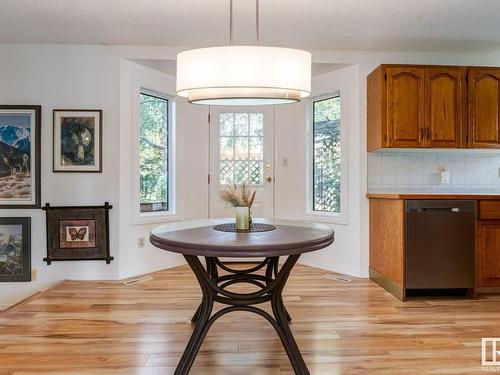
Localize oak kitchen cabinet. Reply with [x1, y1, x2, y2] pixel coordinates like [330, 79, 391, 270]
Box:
[367, 64, 500, 150]
[468, 68, 500, 148]
[477, 200, 500, 287]
[368, 194, 500, 301]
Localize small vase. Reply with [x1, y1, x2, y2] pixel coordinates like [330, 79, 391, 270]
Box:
[235, 207, 250, 230]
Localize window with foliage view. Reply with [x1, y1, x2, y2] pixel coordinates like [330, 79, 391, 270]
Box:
[139, 92, 169, 213]
[219, 112, 264, 185]
[313, 95, 341, 213]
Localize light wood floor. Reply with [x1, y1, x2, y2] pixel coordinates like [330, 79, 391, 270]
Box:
[0, 263, 499, 375]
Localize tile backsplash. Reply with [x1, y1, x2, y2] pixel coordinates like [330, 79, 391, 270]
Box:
[368, 151, 500, 194]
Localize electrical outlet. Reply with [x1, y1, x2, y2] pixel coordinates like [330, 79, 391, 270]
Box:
[138, 237, 145, 248]
[31, 269, 37, 281]
[439, 167, 450, 184]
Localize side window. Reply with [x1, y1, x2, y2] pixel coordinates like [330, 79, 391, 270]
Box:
[139, 91, 169, 213]
[312, 95, 341, 213]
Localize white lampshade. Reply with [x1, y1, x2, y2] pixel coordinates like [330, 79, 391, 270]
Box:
[176, 46, 312, 105]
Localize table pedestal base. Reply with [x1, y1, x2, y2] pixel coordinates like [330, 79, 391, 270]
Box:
[175, 255, 309, 375]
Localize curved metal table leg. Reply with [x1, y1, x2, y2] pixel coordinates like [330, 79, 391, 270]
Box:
[178, 254, 309, 375]
[266, 257, 292, 322]
[191, 257, 219, 323]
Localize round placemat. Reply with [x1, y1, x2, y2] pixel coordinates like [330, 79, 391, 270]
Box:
[213, 223, 276, 233]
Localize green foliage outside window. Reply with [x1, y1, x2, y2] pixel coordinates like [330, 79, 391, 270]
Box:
[139, 92, 169, 212]
[313, 96, 341, 213]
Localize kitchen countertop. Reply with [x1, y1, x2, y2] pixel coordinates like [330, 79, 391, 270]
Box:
[367, 193, 500, 200]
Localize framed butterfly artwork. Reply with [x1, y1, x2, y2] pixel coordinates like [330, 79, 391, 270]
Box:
[42, 203, 113, 265]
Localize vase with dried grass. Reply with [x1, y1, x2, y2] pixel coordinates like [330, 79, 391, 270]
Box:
[219, 183, 256, 230]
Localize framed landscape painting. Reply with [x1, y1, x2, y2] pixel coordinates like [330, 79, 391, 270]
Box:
[53, 109, 102, 173]
[0, 105, 41, 208]
[0, 217, 31, 282]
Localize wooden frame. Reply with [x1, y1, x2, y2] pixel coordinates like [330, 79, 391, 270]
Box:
[0, 217, 31, 282]
[0, 105, 41, 208]
[42, 202, 113, 264]
[53, 109, 103, 173]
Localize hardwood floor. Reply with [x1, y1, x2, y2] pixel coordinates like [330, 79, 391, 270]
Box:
[0, 263, 499, 375]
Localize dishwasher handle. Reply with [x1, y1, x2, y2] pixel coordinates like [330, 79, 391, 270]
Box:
[406, 200, 476, 214]
[418, 207, 462, 213]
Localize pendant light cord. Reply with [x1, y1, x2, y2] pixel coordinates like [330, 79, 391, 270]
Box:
[229, 0, 233, 45]
[229, 0, 260, 45]
[256, 0, 260, 45]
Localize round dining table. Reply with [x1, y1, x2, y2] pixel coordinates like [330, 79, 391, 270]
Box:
[150, 218, 335, 375]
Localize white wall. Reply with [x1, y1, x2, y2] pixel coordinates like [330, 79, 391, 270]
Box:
[273, 65, 365, 277]
[118, 60, 209, 279]
[3, 44, 500, 307]
[0, 45, 121, 307]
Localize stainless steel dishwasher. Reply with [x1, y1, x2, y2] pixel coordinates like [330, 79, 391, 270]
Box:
[405, 200, 475, 293]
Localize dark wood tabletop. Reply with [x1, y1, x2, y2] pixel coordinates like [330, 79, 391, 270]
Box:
[150, 218, 335, 257]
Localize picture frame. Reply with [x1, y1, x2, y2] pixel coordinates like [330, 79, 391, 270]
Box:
[53, 109, 102, 173]
[42, 202, 113, 264]
[0, 217, 31, 282]
[0, 105, 41, 208]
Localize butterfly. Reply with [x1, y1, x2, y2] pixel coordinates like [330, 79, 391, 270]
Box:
[68, 227, 87, 241]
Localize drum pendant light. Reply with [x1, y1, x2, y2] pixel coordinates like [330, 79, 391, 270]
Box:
[176, 0, 311, 105]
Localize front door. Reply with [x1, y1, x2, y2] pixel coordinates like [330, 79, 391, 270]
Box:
[209, 106, 274, 219]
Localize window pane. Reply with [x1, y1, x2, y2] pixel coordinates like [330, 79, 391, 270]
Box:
[219, 112, 264, 185]
[249, 137, 263, 160]
[139, 92, 169, 213]
[220, 113, 234, 136]
[249, 113, 264, 136]
[234, 137, 249, 160]
[220, 161, 233, 185]
[220, 137, 234, 160]
[313, 96, 341, 213]
[250, 161, 263, 185]
[234, 161, 249, 184]
[234, 113, 249, 136]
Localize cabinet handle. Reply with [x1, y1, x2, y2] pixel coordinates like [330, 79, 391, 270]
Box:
[426, 128, 431, 140]
[420, 128, 424, 140]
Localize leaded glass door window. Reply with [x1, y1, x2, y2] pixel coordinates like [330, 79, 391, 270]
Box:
[219, 112, 264, 186]
[209, 107, 274, 220]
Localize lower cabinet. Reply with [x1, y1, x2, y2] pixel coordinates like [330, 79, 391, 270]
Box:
[369, 196, 500, 300]
[476, 220, 500, 287]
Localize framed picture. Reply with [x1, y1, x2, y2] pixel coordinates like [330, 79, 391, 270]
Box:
[53, 109, 102, 173]
[0, 217, 31, 282]
[43, 202, 113, 264]
[0, 105, 41, 208]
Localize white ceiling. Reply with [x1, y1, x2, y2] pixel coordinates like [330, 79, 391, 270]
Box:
[1, 0, 500, 52]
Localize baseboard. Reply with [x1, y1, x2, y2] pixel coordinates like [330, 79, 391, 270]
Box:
[298, 258, 369, 278]
[0, 281, 66, 316]
[65, 259, 186, 281]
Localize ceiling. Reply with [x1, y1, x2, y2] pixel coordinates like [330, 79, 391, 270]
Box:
[1, 0, 500, 52]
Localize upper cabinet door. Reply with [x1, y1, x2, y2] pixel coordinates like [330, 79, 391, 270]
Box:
[469, 68, 500, 148]
[425, 67, 466, 148]
[386, 67, 425, 148]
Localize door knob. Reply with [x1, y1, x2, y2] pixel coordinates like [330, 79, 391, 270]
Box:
[266, 176, 273, 183]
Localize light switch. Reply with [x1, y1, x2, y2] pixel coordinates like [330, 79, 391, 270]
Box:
[281, 157, 289, 167]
